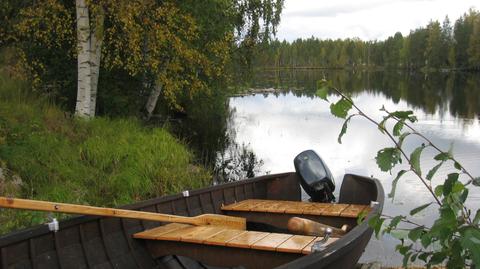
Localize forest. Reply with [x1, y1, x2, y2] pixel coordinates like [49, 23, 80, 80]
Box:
[252, 8, 480, 70]
[0, 0, 284, 118]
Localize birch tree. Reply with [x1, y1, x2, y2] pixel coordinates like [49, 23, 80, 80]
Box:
[75, 0, 103, 118]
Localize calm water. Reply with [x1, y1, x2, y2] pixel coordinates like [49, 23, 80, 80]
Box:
[222, 70, 480, 266]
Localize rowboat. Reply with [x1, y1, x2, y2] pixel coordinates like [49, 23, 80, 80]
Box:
[0, 150, 384, 269]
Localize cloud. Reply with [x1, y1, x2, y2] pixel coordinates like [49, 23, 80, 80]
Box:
[286, 1, 386, 18]
[285, 0, 435, 18]
[277, 0, 479, 41]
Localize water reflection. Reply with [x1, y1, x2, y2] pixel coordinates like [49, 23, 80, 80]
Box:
[172, 92, 264, 183]
[249, 70, 480, 120]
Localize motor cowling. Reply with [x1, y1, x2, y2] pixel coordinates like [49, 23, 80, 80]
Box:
[294, 150, 336, 203]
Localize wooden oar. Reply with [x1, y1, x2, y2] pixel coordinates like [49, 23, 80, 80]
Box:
[287, 217, 348, 237]
[0, 197, 246, 230]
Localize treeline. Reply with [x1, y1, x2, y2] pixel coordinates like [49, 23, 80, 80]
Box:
[253, 9, 480, 70]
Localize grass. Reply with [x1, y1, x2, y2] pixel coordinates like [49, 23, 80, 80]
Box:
[0, 72, 211, 233]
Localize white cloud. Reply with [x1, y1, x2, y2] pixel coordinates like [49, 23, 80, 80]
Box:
[277, 0, 479, 41]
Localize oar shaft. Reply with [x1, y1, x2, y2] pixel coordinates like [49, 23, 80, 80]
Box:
[0, 197, 196, 225]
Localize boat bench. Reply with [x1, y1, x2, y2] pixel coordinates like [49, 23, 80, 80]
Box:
[221, 199, 370, 218]
[134, 223, 337, 254]
[220, 199, 371, 230]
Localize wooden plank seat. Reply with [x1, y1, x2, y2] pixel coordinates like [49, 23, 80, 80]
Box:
[221, 199, 370, 218]
[134, 223, 337, 255]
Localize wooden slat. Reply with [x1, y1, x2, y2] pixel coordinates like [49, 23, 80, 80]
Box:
[226, 231, 269, 248]
[204, 229, 247, 246]
[133, 223, 190, 239]
[221, 200, 252, 210]
[222, 199, 267, 212]
[180, 226, 227, 244]
[276, 235, 316, 253]
[251, 233, 293, 251]
[284, 202, 309, 214]
[301, 237, 339, 254]
[302, 203, 331, 215]
[339, 205, 370, 218]
[256, 201, 281, 212]
[265, 201, 296, 213]
[222, 199, 366, 218]
[156, 225, 202, 241]
[320, 204, 350, 216]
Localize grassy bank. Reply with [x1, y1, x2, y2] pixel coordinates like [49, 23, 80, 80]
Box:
[0, 72, 211, 233]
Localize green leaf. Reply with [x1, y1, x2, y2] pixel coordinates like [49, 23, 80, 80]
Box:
[368, 214, 385, 238]
[434, 185, 443, 197]
[429, 252, 447, 265]
[376, 148, 402, 172]
[418, 252, 430, 262]
[330, 97, 352, 119]
[338, 115, 353, 144]
[434, 152, 451, 161]
[454, 161, 462, 171]
[389, 215, 404, 229]
[452, 181, 465, 194]
[408, 226, 425, 241]
[388, 170, 408, 200]
[410, 202, 432, 216]
[391, 110, 414, 119]
[356, 210, 368, 225]
[426, 161, 443, 181]
[443, 173, 459, 196]
[315, 83, 329, 101]
[473, 209, 480, 225]
[393, 120, 404, 136]
[459, 188, 469, 203]
[431, 207, 457, 237]
[398, 132, 411, 149]
[447, 240, 464, 269]
[390, 230, 409, 240]
[421, 234, 432, 248]
[396, 244, 411, 255]
[410, 253, 418, 262]
[410, 146, 425, 176]
[378, 116, 390, 134]
[460, 227, 480, 267]
[472, 177, 480, 187]
[402, 251, 412, 268]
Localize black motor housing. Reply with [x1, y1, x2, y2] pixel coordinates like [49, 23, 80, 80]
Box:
[294, 150, 336, 202]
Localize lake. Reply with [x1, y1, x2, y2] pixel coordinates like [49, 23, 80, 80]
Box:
[179, 69, 480, 266]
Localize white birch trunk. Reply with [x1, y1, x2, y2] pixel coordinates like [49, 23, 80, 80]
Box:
[89, 12, 104, 116]
[75, 0, 92, 118]
[145, 83, 163, 120]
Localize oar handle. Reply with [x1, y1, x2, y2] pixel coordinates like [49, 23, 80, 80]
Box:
[287, 217, 348, 237]
[0, 197, 195, 225]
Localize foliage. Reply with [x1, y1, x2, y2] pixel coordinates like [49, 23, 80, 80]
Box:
[253, 9, 480, 70]
[316, 79, 480, 268]
[2, 0, 284, 115]
[0, 73, 210, 233]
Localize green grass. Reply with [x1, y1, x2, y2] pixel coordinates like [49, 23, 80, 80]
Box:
[0, 72, 211, 233]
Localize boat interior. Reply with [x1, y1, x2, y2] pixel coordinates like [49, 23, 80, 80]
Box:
[0, 170, 383, 269]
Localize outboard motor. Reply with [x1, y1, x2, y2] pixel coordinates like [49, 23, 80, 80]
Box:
[294, 150, 336, 203]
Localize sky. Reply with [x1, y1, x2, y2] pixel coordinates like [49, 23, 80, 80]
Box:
[276, 0, 479, 41]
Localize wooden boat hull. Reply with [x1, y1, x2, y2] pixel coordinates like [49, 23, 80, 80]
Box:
[0, 172, 384, 269]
